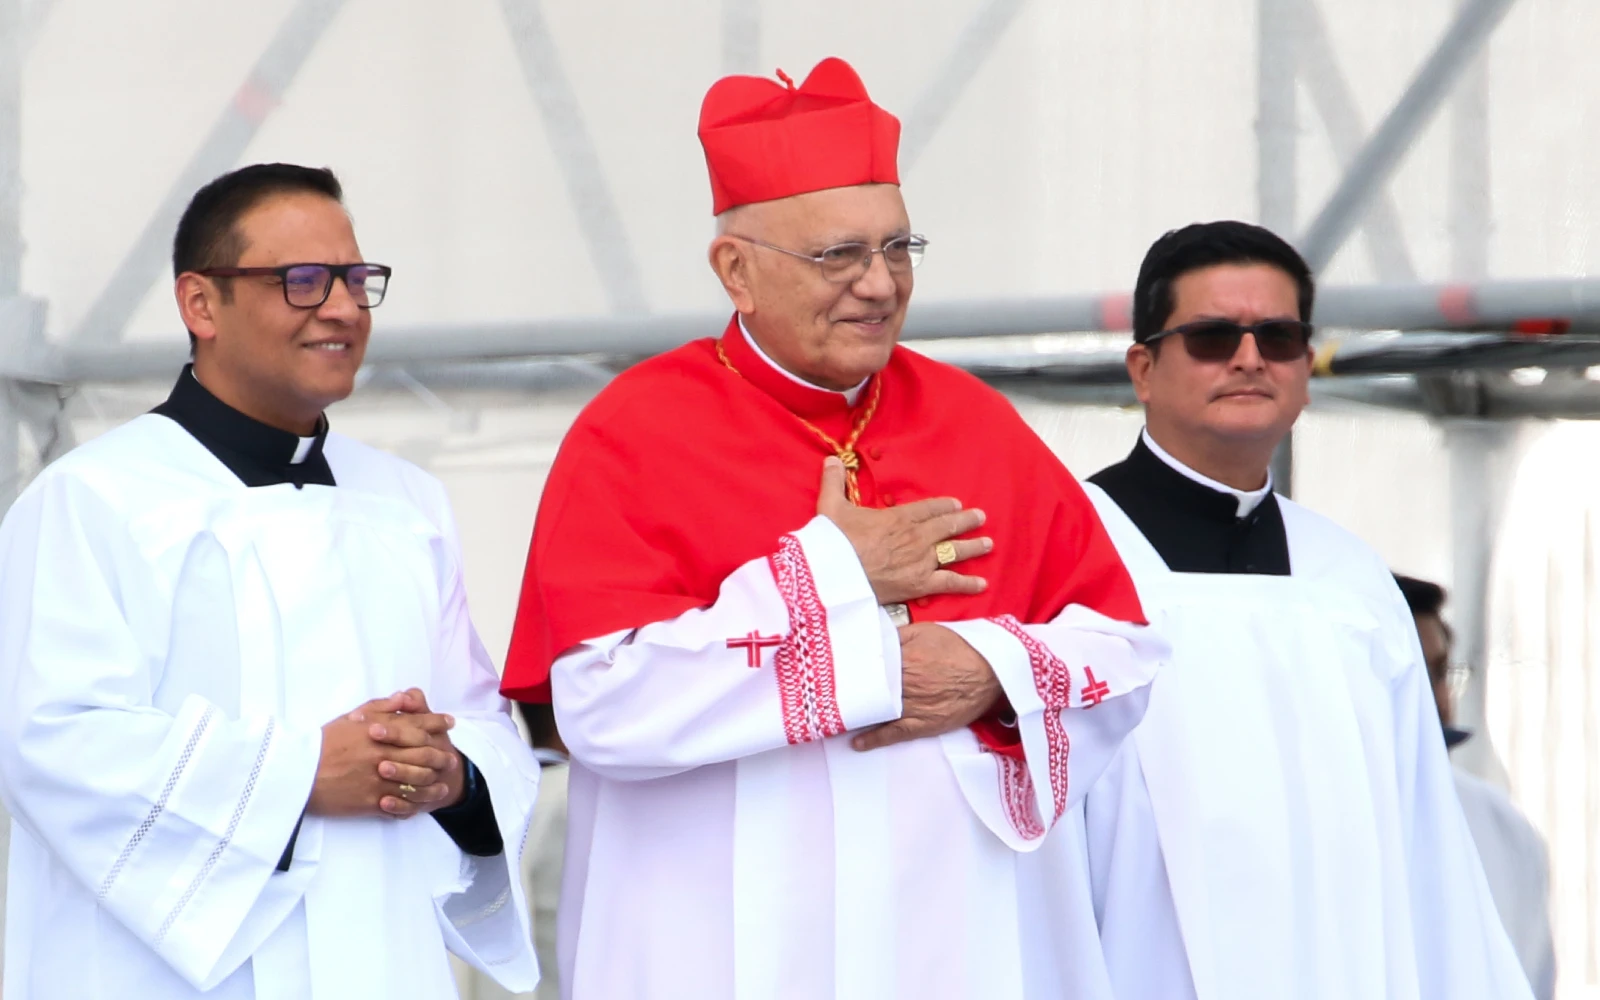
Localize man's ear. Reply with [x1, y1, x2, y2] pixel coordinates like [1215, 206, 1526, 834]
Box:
[175, 273, 221, 348]
[1126, 342, 1156, 404]
[708, 236, 756, 314]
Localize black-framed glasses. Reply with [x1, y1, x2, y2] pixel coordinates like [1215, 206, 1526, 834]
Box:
[1145, 318, 1314, 363]
[730, 234, 928, 282]
[196, 262, 392, 309]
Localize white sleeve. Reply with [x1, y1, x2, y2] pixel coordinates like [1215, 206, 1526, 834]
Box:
[422, 490, 543, 994]
[936, 606, 1166, 850]
[551, 515, 902, 781]
[0, 473, 322, 991]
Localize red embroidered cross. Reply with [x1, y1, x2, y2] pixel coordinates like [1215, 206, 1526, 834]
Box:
[727, 631, 783, 668]
[1080, 667, 1110, 707]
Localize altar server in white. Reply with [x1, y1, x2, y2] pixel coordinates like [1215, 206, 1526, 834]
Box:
[1397, 574, 1555, 1000]
[1056, 220, 1533, 1000]
[0, 164, 541, 1000]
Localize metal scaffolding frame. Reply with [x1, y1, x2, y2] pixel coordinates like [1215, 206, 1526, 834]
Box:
[71, 0, 351, 345]
[501, 0, 650, 315]
[0, 0, 1573, 500]
[0, 0, 1585, 971]
[1296, 0, 1517, 271]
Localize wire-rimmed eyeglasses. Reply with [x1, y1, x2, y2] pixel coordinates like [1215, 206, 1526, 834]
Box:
[728, 234, 928, 283]
[197, 262, 392, 309]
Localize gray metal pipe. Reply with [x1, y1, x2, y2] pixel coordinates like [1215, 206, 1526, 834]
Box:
[1297, 0, 1518, 271]
[22, 276, 1600, 384]
[69, 0, 351, 344]
[0, 0, 20, 298]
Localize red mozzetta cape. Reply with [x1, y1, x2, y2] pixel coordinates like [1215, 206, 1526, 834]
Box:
[502, 318, 1145, 749]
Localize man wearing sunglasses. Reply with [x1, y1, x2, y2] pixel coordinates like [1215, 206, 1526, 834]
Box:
[0, 164, 540, 999]
[1053, 221, 1533, 999]
[500, 58, 1164, 999]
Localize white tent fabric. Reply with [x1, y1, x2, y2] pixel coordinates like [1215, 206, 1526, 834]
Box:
[6, 0, 1600, 994]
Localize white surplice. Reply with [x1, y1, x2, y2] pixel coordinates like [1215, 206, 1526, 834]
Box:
[1453, 768, 1555, 1000]
[1049, 483, 1534, 1000]
[0, 415, 542, 1000]
[550, 515, 1166, 1000]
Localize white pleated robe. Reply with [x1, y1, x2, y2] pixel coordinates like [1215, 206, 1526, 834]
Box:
[1046, 485, 1535, 1000]
[0, 415, 542, 1000]
[551, 516, 1168, 1000]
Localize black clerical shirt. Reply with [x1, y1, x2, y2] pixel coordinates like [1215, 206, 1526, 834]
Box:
[1088, 437, 1292, 576]
[152, 366, 504, 867]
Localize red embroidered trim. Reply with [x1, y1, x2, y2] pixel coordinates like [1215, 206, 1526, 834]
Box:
[989, 615, 1073, 830]
[991, 750, 1046, 841]
[769, 534, 846, 744]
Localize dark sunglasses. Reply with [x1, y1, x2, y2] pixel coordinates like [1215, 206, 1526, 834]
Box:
[1144, 319, 1314, 363]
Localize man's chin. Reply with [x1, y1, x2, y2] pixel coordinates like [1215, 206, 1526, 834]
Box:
[301, 376, 357, 411]
[1202, 408, 1296, 444]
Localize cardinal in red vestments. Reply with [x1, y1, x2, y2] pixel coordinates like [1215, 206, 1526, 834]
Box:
[501, 57, 1167, 1000]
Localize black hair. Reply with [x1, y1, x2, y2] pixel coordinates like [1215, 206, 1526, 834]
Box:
[1394, 574, 1447, 618]
[172, 163, 344, 350]
[1132, 220, 1315, 344]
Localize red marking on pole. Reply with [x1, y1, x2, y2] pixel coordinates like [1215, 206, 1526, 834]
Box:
[1079, 667, 1110, 707]
[1437, 285, 1477, 326]
[727, 631, 783, 668]
[1099, 293, 1133, 332]
[233, 79, 280, 124]
[1511, 318, 1570, 337]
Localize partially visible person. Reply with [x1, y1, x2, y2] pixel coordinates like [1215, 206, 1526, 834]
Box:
[1397, 574, 1555, 1000]
[0, 163, 541, 999]
[1052, 220, 1533, 1000]
[459, 703, 567, 1000]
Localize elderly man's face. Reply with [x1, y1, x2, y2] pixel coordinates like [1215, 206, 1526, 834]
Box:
[711, 183, 913, 391]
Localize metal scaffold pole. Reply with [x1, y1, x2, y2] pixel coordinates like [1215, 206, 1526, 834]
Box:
[1258, 0, 1297, 496]
[0, 0, 20, 966]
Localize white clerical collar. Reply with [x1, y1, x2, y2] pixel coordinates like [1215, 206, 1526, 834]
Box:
[739, 316, 867, 406]
[1141, 429, 1273, 518]
[290, 436, 315, 464]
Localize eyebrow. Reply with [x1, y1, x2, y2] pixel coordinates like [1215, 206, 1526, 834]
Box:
[1190, 312, 1301, 322]
[804, 227, 913, 252]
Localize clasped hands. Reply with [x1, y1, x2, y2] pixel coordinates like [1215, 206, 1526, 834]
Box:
[308, 687, 466, 819]
[816, 457, 1005, 752]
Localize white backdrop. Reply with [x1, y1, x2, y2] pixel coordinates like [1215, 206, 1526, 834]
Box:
[4, 0, 1599, 995]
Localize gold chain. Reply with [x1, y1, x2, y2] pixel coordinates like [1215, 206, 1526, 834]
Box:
[716, 341, 882, 505]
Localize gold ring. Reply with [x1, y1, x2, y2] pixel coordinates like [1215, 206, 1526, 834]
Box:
[397, 784, 418, 798]
[935, 540, 958, 567]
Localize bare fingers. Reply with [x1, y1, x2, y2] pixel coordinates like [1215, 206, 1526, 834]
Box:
[385, 745, 457, 773]
[924, 507, 986, 543]
[850, 719, 929, 752]
[921, 568, 988, 596]
[367, 712, 455, 747]
[378, 760, 443, 787]
[896, 496, 965, 522]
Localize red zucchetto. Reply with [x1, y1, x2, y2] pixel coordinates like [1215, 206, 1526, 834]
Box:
[697, 57, 901, 215]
